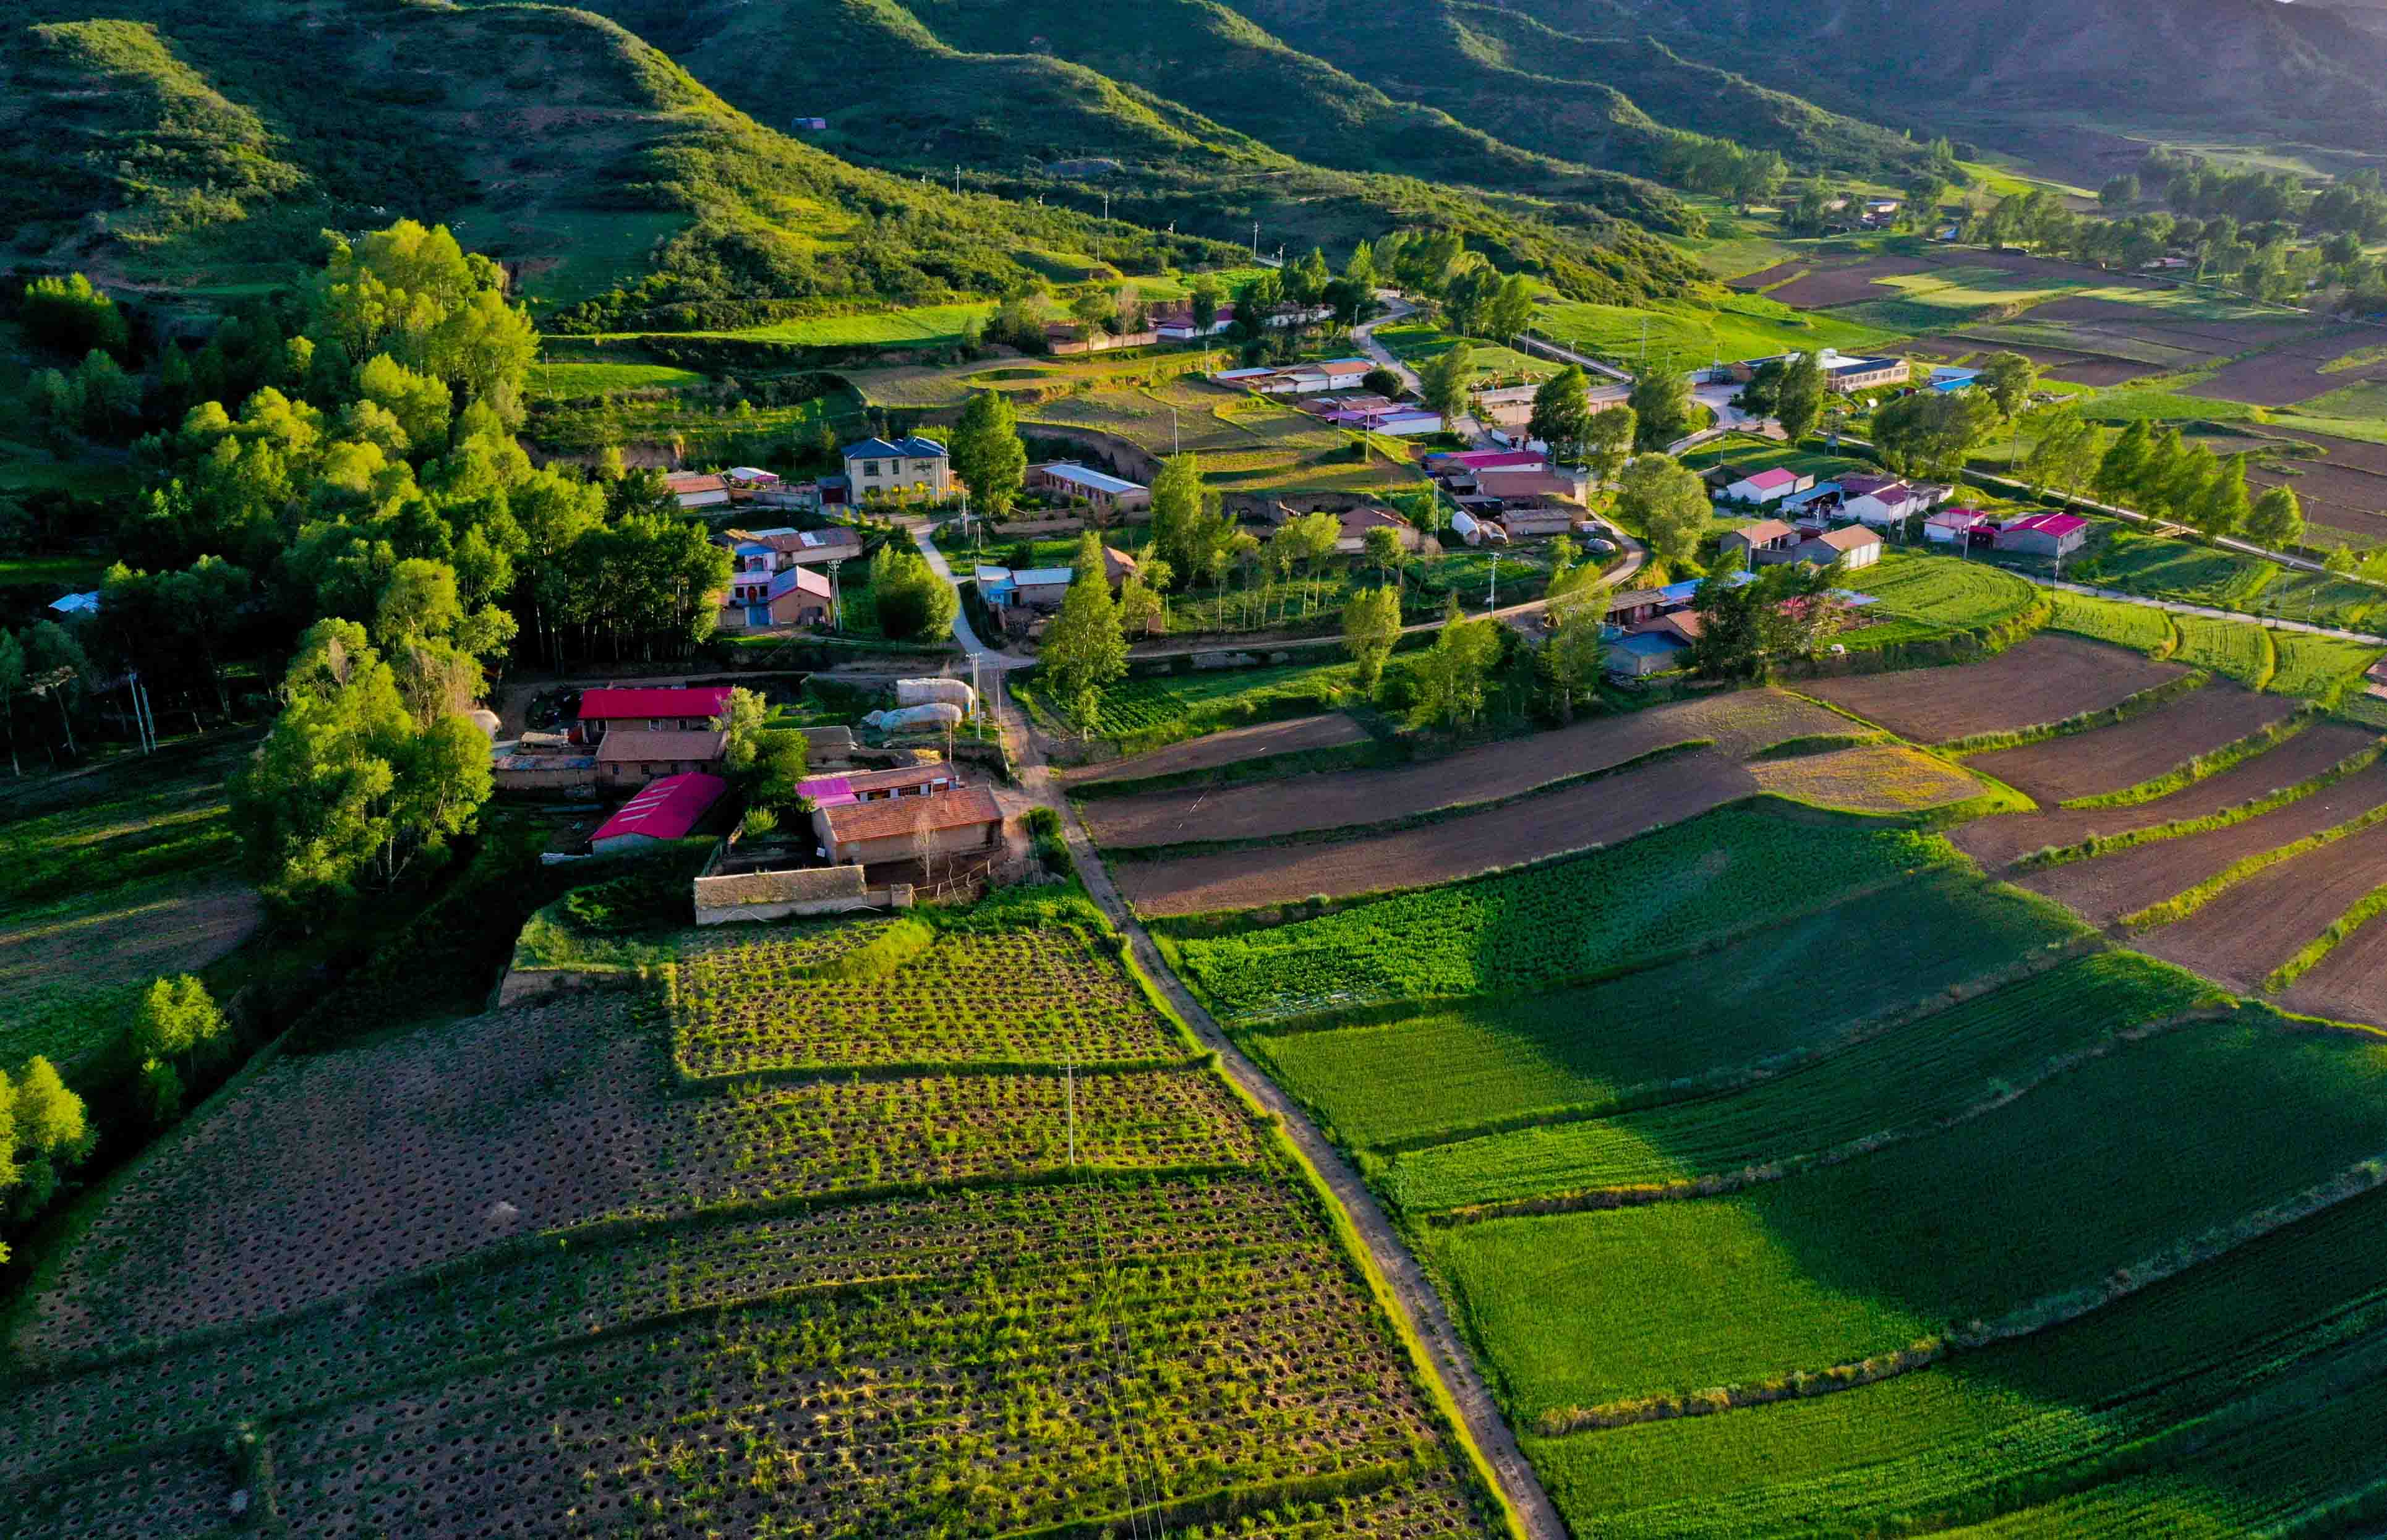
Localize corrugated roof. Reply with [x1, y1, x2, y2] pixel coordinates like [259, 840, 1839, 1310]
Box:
[596, 728, 727, 765]
[591, 773, 726, 844]
[579, 686, 733, 721]
[822, 784, 1003, 845]
[1035, 461, 1146, 496]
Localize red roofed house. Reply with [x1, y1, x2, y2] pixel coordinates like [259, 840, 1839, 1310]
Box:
[814, 783, 1006, 867]
[663, 471, 731, 511]
[1721, 467, 1814, 505]
[1996, 512, 2090, 559]
[1925, 509, 1992, 547]
[589, 773, 727, 853]
[574, 686, 735, 746]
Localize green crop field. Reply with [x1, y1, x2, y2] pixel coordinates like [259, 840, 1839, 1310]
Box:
[2271, 631, 2384, 699]
[2170, 612, 2274, 687]
[605, 300, 1001, 348]
[1168, 808, 1967, 1026]
[526, 359, 707, 399]
[1425, 1015, 2387, 1421]
[1857, 550, 2041, 632]
[1537, 292, 1903, 371]
[2075, 529, 2270, 609]
[1020, 656, 1375, 749]
[1385, 954, 2210, 1212]
[2043, 588, 2176, 652]
[1245, 872, 2086, 1149]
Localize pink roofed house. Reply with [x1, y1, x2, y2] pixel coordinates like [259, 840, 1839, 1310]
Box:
[1721, 466, 1814, 505]
[1996, 512, 2090, 559]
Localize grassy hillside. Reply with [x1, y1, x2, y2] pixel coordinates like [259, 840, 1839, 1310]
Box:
[0, 0, 1223, 315]
[575, 0, 1707, 301]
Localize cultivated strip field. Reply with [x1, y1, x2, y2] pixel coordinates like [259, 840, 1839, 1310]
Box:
[1960, 684, 2299, 802]
[2, 891, 1501, 1537]
[2135, 816, 2387, 993]
[2283, 899, 2387, 1024]
[1061, 711, 1370, 785]
[1953, 718, 2381, 869]
[1801, 634, 2188, 744]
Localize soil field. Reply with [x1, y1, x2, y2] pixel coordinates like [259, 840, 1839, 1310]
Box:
[2244, 459, 2387, 545]
[2018, 765, 2387, 925]
[2137, 815, 2387, 994]
[1961, 685, 2299, 802]
[2282, 898, 2387, 1025]
[2189, 329, 2387, 407]
[2026, 297, 2320, 352]
[1111, 749, 1762, 917]
[1953, 720, 2382, 869]
[1078, 689, 1846, 849]
[1061, 712, 1369, 785]
[1800, 634, 2189, 745]
[1756, 257, 1941, 309]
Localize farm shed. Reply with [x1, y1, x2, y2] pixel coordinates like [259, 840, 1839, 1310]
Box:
[1010, 567, 1075, 608]
[1722, 467, 1813, 505]
[814, 784, 1006, 867]
[1449, 509, 1509, 547]
[1027, 461, 1153, 517]
[693, 864, 887, 924]
[590, 773, 726, 853]
[1607, 630, 1691, 678]
[800, 726, 858, 767]
[1477, 466, 1591, 503]
[1720, 519, 1798, 563]
[663, 471, 730, 511]
[575, 686, 733, 743]
[597, 728, 728, 787]
[798, 762, 960, 806]
[491, 747, 597, 792]
[1997, 512, 2090, 559]
[1495, 503, 1575, 538]
[1427, 449, 1545, 476]
[1796, 526, 1883, 569]
[1605, 580, 1701, 627]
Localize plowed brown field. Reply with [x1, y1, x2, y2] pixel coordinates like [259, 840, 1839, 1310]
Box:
[2282, 903, 2387, 1026]
[2188, 330, 2387, 407]
[1961, 686, 2299, 802]
[1079, 689, 1846, 848]
[1111, 749, 1761, 916]
[1954, 721, 2381, 870]
[2136, 816, 2387, 993]
[1801, 634, 2188, 745]
[1063, 712, 1369, 786]
[2018, 766, 2387, 925]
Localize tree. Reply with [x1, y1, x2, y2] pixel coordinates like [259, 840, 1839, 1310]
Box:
[871, 547, 959, 641]
[2101, 174, 2142, 210]
[2093, 420, 2153, 506]
[1774, 352, 1826, 442]
[1689, 559, 1843, 679]
[1117, 563, 1168, 638]
[1584, 406, 1636, 488]
[1732, 149, 1787, 213]
[1189, 276, 1223, 335]
[2021, 409, 2101, 501]
[1, 1057, 90, 1248]
[0, 629, 20, 776]
[1362, 365, 1404, 399]
[1615, 453, 1709, 571]
[1872, 391, 1994, 479]
[20, 621, 87, 756]
[716, 686, 809, 809]
[1417, 342, 1475, 430]
[1341, 585, 1402, 691]
[1148, 454, 1232, 585]
[2248, 484, 2305, 550]
[19, 273, 127, 358]
[1363, 524, 1408, 585]
[357, 353, 451, 452]
[1041, 533, 1129, 732]
[1626, 368, 1697, 451]
[1976, 352, 2039, 419]
[1528, 366, 1596, 462]
[1069, 289, 1115, 337]
[129, 975, 231, 1123]
[2191, 454, 2253, 539]
[1542, 603, 1607, 723]
[1407, 607, 1503, 730]
[950, 390, 1027, 519]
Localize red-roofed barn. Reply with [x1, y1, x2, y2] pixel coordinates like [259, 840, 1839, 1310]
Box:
[573, 686, 735, 744]
[590, 773, 727, 853]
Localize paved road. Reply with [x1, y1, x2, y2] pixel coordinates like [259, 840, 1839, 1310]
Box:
[1351, 292, 1487, 440]
[912, 519, 1569, 1540]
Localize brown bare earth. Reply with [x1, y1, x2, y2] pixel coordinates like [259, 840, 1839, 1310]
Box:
[2248, 430, 2387, 546]
[1111, 750, 1761, 916]
[2188, 328, 2387, 407]
[2136, 816, 2387, 995]
[1961, 686, 2299, 802]
[1801, 634, 2188, 746]
[1078, 689, 1847, 849]
[2017, 766, 2387, 926]
[1761, 258, 1939, 308]
[1062, 713, 1369, 786]
[1954, 721, 2381, 870]
[2282, 900, 2387, 1026]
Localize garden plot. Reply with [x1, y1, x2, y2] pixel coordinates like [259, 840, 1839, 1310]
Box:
[2019, 765, 2387, 925]
[1113, 749, 1765, 917]
[1247, 872, 2088, 1150]
[1062, 712, 1369, 786]
[1800, 634, 2188, 744]
[671, 921, 1188, 1077]
[1080, 689, 1847, 849]
[2135, 816, 2387, 997]
[1385, 954, 2208, 1212]
[1425, 1017, 2387, 1420]
[261, 1244, 1451, 1539]
[1953, 720, 2380, 870]
[3, 1451, 236, 1540]
[1960, 685, 2298, 802]
[1744, 742, 1984, 813]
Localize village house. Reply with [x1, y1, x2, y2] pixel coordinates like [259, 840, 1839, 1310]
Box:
[663, 470, 730, 511]
[1720, 467, 1815, 506]
[590, 773, 727, 854]
[1027, 461, 1153, 518]
[975, 548, 1137, 610]
[1720, 519, 1800, 564]
[1925, 508, 1994, 547]
[798, 762, 962, 807]
[1795, 525, 1883, 569]
[1492, 500, 1576, 539]
[1996, 511, 2090, 559]
[842, 435, 951, 502]
[596, 726, 728, 788]
[1474, 466, 1591, 504]
[1603, 579, 1702, 629]
[718, 525, 866, 572]
[814, 783, 1006, 867]
[1151, 302, 1236, 340]
[717, 564, 835, 631]
[573, 685, 733, 746]
[1822, 353, 1910, 393]
[1608, 611, 1701, 678]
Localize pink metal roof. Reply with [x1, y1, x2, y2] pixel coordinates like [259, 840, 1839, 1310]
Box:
[578, 686, 734, 721]
[2004, 513, 2090, 536]
[1927, 509, 1989, 526]
[1742, 467, 1798, 490]
[591, 773, 726, 844]
[1434, 450, 1544, 470]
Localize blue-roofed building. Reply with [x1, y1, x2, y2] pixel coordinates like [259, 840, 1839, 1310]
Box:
[842, 435, 950, 503]
[1608, 629, 1691, 678]
[1929, 366, 1981, 394]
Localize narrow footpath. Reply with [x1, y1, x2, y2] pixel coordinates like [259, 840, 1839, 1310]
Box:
[908, 521, 1569, 1540]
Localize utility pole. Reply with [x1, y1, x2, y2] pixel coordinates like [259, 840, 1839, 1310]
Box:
[1252, 219, 1260, 258]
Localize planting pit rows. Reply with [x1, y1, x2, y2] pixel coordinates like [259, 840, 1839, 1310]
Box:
[1062, 712, 1370, 786]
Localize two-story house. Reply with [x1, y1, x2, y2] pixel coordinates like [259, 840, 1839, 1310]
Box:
[841, 436, 952, 503]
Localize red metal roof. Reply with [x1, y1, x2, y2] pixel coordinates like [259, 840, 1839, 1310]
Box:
[578, 686, 734, 721]
[591, 773, 727, 844]
[2004, 513, 2090, 536]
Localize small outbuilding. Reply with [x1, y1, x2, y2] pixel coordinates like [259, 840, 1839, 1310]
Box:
[1720, 519, 1799, 563]
[589, 773, 727, 853]
[1721, 467, 1814, 506]
[1795, 525, 1883, 570]
[1996, 511, 2090, 559]
[597, 727, 728, 787]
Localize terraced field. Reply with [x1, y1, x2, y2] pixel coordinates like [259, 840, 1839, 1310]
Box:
[1801, 634, 2187, 744]
[0, 890, 1501, 1538]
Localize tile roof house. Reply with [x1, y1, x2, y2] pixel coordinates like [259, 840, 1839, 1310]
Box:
[1027, 461, 1153, 517]
[596, 726, 729, 786]
[590, 773, 726, 851]
[814, 783, 1005, 867]
[1843, 482, 1927, 529]
[1331, 506, 1421, 554]
[663, 471, 730, 511]
[719, 564, 834, 631]
[1795, 525, 1883, 569]
[1925, 509, 1993, 546]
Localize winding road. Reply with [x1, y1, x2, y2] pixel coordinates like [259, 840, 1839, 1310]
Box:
[908, 522, 1571, 1540]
